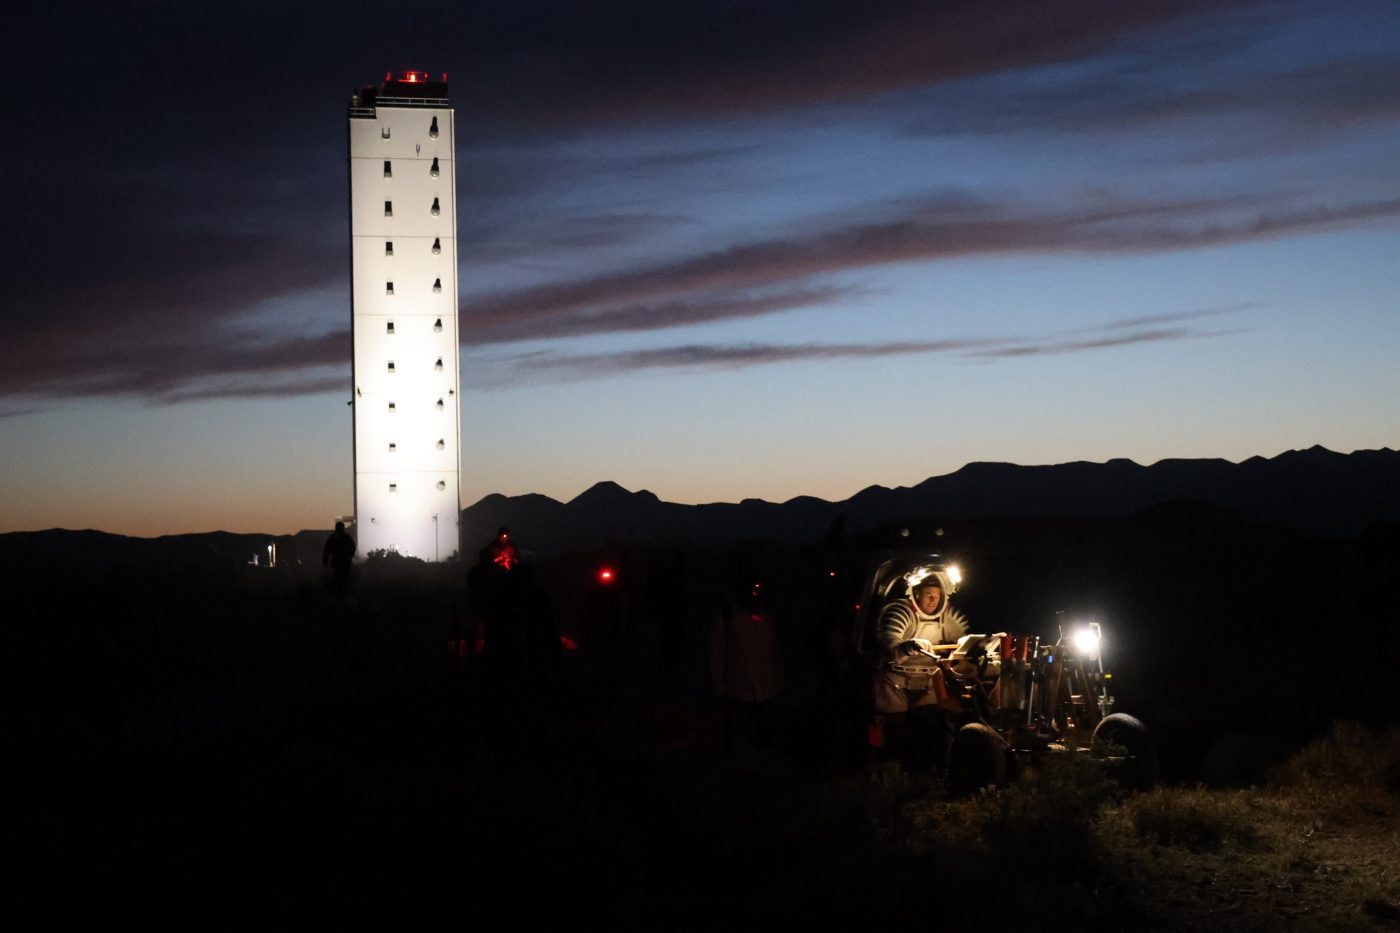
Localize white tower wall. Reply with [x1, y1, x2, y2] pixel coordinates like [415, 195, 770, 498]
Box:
[348, 77, 460, 561]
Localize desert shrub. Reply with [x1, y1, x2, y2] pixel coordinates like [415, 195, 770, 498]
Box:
[968, 752, 1121, 877]
[864, 760, 944, 846]
[364, 548, 428, 567]
[1199, 731, 1298, 787]
[1124, 787, 1263, 852]
[1270, 721, 1400, 794]
[915, 754, 1154, 929]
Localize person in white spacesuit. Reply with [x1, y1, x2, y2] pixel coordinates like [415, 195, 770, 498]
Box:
[874, 566, 969, 771]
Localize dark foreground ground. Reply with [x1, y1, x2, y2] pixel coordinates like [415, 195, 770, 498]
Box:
[10, 511, 1399, 927]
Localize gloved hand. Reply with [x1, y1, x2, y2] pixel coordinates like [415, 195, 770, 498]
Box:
[897, 638, 935, 658]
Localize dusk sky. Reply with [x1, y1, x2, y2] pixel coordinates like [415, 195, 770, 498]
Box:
[2, 0, 1397, 537]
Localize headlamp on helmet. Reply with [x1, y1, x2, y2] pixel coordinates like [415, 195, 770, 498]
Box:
[903, 563, 962, 595]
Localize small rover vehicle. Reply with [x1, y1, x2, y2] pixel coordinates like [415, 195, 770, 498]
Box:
[850, 549, 1158, 795]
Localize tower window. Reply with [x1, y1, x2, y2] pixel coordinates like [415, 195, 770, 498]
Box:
[386, 281, 394, 295]
[389, 483, 397, 492]
[437, 481, 447, 491]
[436, 398, 444, 411]
[436, 438, 445, 450]
[388, 443, 397, 452]
[383, 160, 392, 178]
[385, 241, 393, 256]
[384, 201, 392, 217]
[434, 357, 443, 371]
[430, 157, 439, 177]
[381, 126, 390, 140]
[431, 197, 440, 215]
[429, 116, 439, 138]
[386, 321, 394, 334]
[388, 402, 396, 412]
[431, 237, 441, 254]
[432, 278, 442, 294]
[433, 318, 442, 333]
[387, 361, 395, 373]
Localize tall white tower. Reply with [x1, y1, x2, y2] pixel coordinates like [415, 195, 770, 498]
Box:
[348, 71, 460, 560]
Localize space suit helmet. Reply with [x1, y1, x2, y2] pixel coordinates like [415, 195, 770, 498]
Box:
[904, 562, 963, 613]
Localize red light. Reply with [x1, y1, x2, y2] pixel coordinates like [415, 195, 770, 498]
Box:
[828, 570, 836, 577]
[560, 635, 579, 651]
[598, 567, 615, 584]
[868, 720, 885, 747]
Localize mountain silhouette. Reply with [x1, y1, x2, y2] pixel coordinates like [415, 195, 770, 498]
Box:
[0, 527, 328, 573]
[462, 446, 1397, 554]
[4, 447, 1394, 563]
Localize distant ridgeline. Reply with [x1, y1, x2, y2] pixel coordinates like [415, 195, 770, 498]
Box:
[0, 528, 335, 572]
[461, 446, 1398, 554]
[2, 447, 1395, 564]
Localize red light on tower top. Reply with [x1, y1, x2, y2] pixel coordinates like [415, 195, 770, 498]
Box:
[371, 70, 449, 100]
[598, 567, 615, 584]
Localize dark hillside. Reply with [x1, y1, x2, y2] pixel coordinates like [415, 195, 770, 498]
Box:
[459, 447, 1399, 554]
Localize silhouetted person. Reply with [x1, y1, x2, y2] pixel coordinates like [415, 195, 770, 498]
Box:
[644, 548, 687, 697]
[467, 528, 519, 664]
[470, 530, 532, 698]
[578, 558, 631, 701]
[817, 563, 866, 769]
[480, 526, 520, 571]
[711, 574, 781, 755]
[322, 521, 356, 600]
[521, 569, 565, 695]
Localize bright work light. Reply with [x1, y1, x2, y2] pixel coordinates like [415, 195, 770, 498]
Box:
[1072, 625, 1101, 659]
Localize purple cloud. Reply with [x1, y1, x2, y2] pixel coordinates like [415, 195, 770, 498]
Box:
[470, 305, 1250, 383]
[461, 195, 1400, 338]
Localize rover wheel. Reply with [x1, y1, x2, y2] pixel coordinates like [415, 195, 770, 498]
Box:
[947, 723, 1007, 796]
[1092, 713, 1159, 791]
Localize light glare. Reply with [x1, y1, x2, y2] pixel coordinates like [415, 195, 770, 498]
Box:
[1072, 626, 1101, 658]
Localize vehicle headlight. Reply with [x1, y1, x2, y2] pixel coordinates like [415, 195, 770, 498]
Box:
[1071, 625, 1101, 659]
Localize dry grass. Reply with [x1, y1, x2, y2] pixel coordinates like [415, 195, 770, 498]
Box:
[1270, 720, 1400, 800]
[1124, 787, 1265, 852]
[1100, 723, 1400, 930]
[879, 723, 1400, 930]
